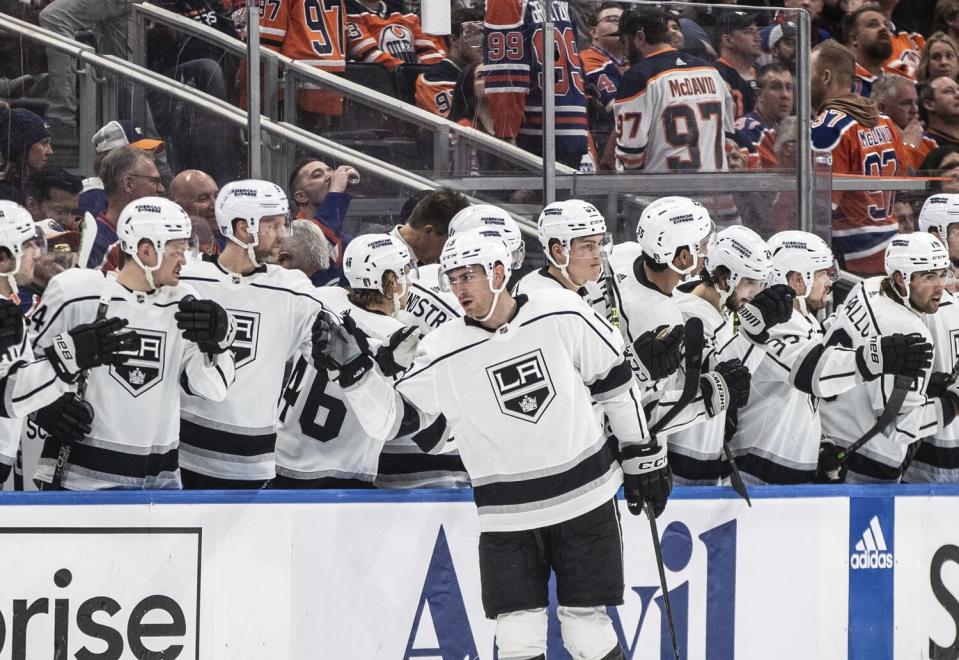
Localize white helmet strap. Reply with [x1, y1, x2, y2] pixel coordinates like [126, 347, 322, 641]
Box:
[130, 242, 164, 291]
[477, 266, 508, 323]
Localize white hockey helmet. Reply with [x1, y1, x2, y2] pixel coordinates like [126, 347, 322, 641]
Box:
[440, 227, 512, 322]
[117, 197, 194, 290]
[343, 233, 414, 295]
[215, 179, 290, 267]
[704, 225, 772, 305]
[885, 232, 950, 312]
[537, 199, 610, 277]
[918, 193, 959, 237]
[636, 196, 714, 276]
[0, 201, 45, 293]
[448, 204, 525, 269]
[767, 230, 838, 295]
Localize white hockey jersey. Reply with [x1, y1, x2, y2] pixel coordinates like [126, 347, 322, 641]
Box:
[178, 257, 326, 482]
[342, 290, 652, 532]
[821, 280, 945, 483]
[904, 289, 959, 483]
[30, 269, 236, 490]
[513, 267, 610, 320]
[398, 263, 463, 335]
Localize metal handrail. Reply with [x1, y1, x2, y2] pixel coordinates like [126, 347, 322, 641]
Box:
[0, 12, 94, 58]
[129, 2, 577, 175]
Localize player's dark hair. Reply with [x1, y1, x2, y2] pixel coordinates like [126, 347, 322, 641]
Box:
[451, 7, 483, 37]
[28, 166, 82, 201]
[406, 189, 470, 232]
[289, 158, 315, 198]
[450, 61, 481, 124]
[841, 3, 883, 44]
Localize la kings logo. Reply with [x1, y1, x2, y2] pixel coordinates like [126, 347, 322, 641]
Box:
[111, 329, 165, 397]
[486, 350, 555, 423]
[227, 309, 260, 369]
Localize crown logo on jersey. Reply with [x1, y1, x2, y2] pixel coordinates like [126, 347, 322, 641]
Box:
[486, 349, 555, 423]
[226, 309, 260, 369]
[110, 329, 165, 397]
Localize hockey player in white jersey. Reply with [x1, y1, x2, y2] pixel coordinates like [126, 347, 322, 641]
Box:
[0, 202, 139, 484]
[178, 179, 330, 489]
[393, 190, 470, 335]
[273, 233, 458, 488]
[31, 197, 237, 489]
[821, 233, 958, 483]
[669, 225, 780, 484]
[904, 194, 959, 482]
[726, 231, 932, 483]
[607, 196, 751, 438]
[312, 227, 668, 660]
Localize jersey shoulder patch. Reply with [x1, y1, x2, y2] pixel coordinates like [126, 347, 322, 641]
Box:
[811, 109, 856, 150]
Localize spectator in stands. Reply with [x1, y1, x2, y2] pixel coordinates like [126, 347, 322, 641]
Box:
[713, 10, 762, 119]
[79, 120, 165, 220]
[873, 74, 935, 172]
[873, 0, 926, 80]
[346, 0, 446, 71]
[38, 0, 131, 155]
[23, 167, 82, 230]
[666, 12, 685, 51]
[414, 8, 483, 119]
[894, 199, 916, 232]
[86, 146, 164, 270]
[736, 63, 794, 169]
[811, 39, 906, 275]
[169, 169, 220, 252]
[918, 33, 959, 84]
[921, 76, 959, 148]
[0, 108, 52, 204]
[450, 62, 491, 132]
[920, 146, 959, 192]
[582, 2, 626, 168]
[778, 0, 831, 45]
[289, 159, 357, 286]
[935, 0, 959, 45]
[276, 219, 332, 279]
[764, 21, 797, 70]
[770, 115, 800, 232]
[844, 4, 894, 96]
[388, 189, 469, 266]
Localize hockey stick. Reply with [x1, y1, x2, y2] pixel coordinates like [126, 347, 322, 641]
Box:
[722, 409, 751, 506]
[50, 288, 112, 488]
[600, 250, 620, 329]
[648, 316, 705, 437]
[834, 374, 913, 464]
[646, 504, 681, 660]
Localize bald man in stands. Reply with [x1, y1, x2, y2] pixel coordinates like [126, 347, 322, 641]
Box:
[169, 169, 220, 254]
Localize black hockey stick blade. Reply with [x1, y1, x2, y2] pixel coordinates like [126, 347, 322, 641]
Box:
[723, 410, 751, 506]
[649, 317, 705, 437]
[600, 250, 621, 329]
[646, 506, 681, 660]
[838, 374, 912, 463]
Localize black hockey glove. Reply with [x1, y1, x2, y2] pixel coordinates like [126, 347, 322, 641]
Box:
[927, 371, 953, 398]
[621, 443, 672, 518]
[816, 443, 845, 483]
[374, 325, 421, 377]
[700, 359, 751, 416]
[856, 333, 932, 381]
[175, 296, 236, 355]
[632, 324, 684, 382]
[34, 393, 94, 446]
[45, 317, 140, 381]
[0, 298, 24, 353]
[311, 311, 373, 387]
[737, 284, 796, 343]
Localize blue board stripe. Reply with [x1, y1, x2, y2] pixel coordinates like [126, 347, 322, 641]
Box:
[848, 495, 895, 660]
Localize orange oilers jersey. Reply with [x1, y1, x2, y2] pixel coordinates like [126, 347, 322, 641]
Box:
[260, 0, 346, 115]
[414, 58, 461, 118]
[614, 47, 735, 173]
[812, 110, 907, 275]
[345, 1, 446, 72]
[884, 30, 925, 81]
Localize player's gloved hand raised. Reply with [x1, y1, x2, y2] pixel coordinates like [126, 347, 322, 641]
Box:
[45, 317, 140, 381]
[34, 393, 94, 445]
[311, 311, 373, 387]
[700, 359, 751, 416]
[175, 296, 236, 355]
[856, 333, 932, 381]
[375, 325, 421, 377]
[632, 324, 684, 381]
[0, 298, 24, 353]
[621, 443, 672, 518]
[738, 284, 796, 343]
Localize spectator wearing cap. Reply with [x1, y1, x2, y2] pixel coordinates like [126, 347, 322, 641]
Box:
[918, 32, 959, 84]
[736, 63, 794, 169]
[23, 167, 83, 230]
[85, 146, 165, 270]
[78, 120, 165, 220]
[843, 4, 895, 96]
[921, 76, 959, 149]
[0, 108, 53, 204]
[763, 21, 797, 70]
[873, 74, 936, 171]
[289, 159, 357, 286]
[713, 11, 761, 119]
[414, 8, 484, 119]
[169, 169, 220, 254]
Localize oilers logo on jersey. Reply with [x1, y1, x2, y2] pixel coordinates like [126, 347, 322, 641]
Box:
[227, 310, 260, 369]
[111, 330, 165, 397]
[486, 349, 556, 423]
[380, 24, 415, 62]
